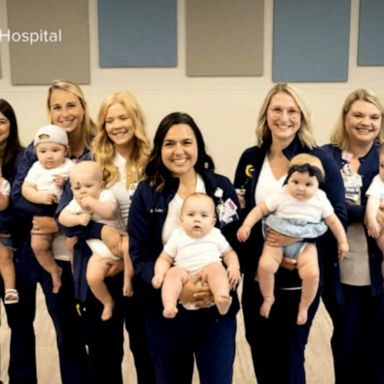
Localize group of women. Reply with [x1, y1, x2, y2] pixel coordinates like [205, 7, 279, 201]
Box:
[0, 80, 382, 384]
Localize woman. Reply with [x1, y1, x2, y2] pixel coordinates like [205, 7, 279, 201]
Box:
[322, 89, 384, 383]
[0, 99, 27, 383]
[58, 90, 156, 383]
[128, 112, 241, 384]
[234, 83, 347, 383]
[11, 80, 95, 383]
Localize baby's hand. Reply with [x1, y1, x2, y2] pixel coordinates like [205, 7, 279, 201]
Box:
[338, 242, 349, 260]
[78, 196, 94, 211]
[78, 212, 91, 226]
[151, 274, 163, 289]
[227, 265, 241, 289]
[237, 225, 250, 242]
[366, 219, 381, 239]
[41, 192, 57, 205]
[53, 174, 66, 188]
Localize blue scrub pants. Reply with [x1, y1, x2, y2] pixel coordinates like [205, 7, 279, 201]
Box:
[241, 275, 319, 384]
[145, 306, 236, 384]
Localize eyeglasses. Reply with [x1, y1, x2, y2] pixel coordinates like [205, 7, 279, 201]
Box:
[268, 107, 301, 118]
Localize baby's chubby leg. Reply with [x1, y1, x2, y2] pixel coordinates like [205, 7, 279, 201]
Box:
[161, 266, 190, 318]
[31, 233, 62, 293]
[86, 254, 115, 321]
[257, 244, 283, 319]
[202, 262, 232, 315]
[296, 243, 319, 325]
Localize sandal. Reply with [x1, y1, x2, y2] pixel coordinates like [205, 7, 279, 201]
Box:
[4, 288, 19, 304]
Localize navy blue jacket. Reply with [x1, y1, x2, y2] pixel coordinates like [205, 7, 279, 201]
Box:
[128, 169, 241, 315]
[0, 149, 23, 234]
[234, 138, 347, 300]
[322, 143, 384, 296]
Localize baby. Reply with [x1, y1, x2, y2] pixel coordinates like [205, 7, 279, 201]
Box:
[237, 154, 349, 325]
[22, 124, 74, 293]
[365, 144, 384, 277]
[58, 161, 132, 321]
[152, 192, 241, 318]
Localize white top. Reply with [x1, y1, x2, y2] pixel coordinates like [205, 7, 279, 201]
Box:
[63, 189, 124, 260]
[264, 186, 334, 222]
[162, 174, 206, 244]
[25, 158, 74, 200]
[0, 178, 10, 196]
[366, 174, 384, 199]
[107, 152, 137, 225]
[163, 227, 230, 274]
[255, 155, 286, 204]
[64, 189, 124, 230]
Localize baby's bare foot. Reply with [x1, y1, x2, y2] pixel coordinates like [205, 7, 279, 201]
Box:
[163, 305, 178, 318]
[216, 295, 232, 315]
[297, 306, 308, 325]
[51, 267, 62, 294]
[101, 301, 114, 321]
[259, 297, 274, 319]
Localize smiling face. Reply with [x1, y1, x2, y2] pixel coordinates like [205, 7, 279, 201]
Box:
[266, 92, 301, 145]
[49, 89, 85, 134]
[161, 123, 198, 178]
[0, 112, 10, 146]
[345, 100, 382, 147]
[35, 142, 67, 170]
[181, 194, 216, 238]
[104, 102, 135, 149]
[286, 171, 319, 201]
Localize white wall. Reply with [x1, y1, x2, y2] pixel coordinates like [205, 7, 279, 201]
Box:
[0, 0, 383, 180]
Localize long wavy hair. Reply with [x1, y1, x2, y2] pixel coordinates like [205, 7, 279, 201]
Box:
[255, 83, 316, 149]
[144, 112, 214, 191]
[92, 91, 151, 188]
[330, 89, 384, 151]
[47, 79, 96, 147]
[0, 99, 23, 181]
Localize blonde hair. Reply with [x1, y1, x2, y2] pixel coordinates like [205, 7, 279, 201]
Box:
[330, 89, 384, 151]
[47, 80, 96, 147]
[181, 192, 216, 215]
[289, 153, 324, 178]
[70, 160, 103, 184]
[255, 83, 316, 149]
[92, 91, 151, 188]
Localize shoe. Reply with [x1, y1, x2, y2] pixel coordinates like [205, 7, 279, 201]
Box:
[4, 288, 19, 304]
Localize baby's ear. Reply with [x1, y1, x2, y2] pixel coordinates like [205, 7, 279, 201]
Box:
[212, 217, 217, 225]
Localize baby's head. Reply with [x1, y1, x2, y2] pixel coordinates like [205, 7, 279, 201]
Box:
[69, 161, 105, 203]
[379, 145, 384, 181]
[180, 192, 216, 238]
[34, 124, 69, 169]
[286, 154, 324, 201]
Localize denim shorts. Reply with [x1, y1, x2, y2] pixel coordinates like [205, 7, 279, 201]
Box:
[0, 235, 14, 250]
[263, 215, 327, 238]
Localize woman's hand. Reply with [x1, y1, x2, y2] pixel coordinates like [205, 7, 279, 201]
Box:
[105, 258, 124, 277]
[265, 228, 300, 247]
[101, 225, 124, 258]
[280, 257, 297, 271]
[32, 216, 59, 234]
[178, 274, 214, 308]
